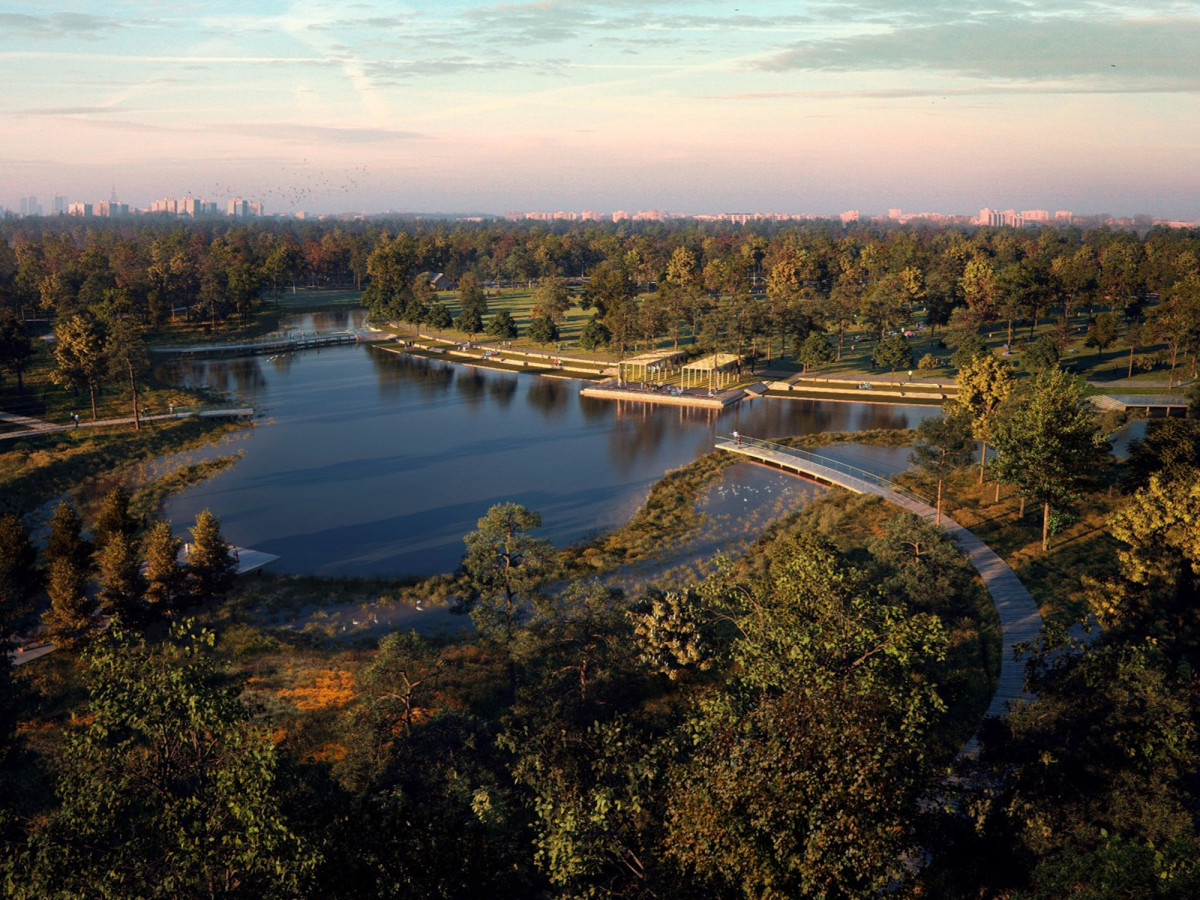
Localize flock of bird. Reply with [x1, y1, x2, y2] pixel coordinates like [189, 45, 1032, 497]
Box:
[196, 162, 372, 211]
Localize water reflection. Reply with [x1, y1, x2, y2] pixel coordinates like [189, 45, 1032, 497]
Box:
[165, 338, 937, 577]
[368, 350, 455, 400]
[526, 379, 569, 418]
[283, 308, 367, 332]
[456, 369, 488, 405]
[488, 376, 519, 408]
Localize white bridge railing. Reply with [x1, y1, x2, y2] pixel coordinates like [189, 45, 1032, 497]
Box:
[717, 435, 930, 506]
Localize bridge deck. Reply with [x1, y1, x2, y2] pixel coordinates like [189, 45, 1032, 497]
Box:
[716, 436, 1043, 757]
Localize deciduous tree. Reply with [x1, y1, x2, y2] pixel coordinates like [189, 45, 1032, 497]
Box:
[949, 353, 1015, 484]
[989, 367, 1107, 550]
[910, 410, 975, 525]
[12, 624, 318, 897]
[51, 314, 106, 420]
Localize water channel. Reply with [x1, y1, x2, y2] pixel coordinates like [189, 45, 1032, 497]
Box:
[162, 310, 938, 579]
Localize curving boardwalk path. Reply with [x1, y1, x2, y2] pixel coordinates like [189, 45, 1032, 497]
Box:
[715, 436, 1043, 757]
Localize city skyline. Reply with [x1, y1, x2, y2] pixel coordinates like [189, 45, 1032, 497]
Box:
[4, 1, 1200, 218]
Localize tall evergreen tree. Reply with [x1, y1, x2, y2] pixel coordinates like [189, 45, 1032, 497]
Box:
[92, 486, 138, 551]
[42, 557, 94, 650]
[0, 513, 39, 643]
[96, 532, 145, 625]
[45, 500, 92, 574]
[142, 521, 185, 615]
[184, 510, 236, 604]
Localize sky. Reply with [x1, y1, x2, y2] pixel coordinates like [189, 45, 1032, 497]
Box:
[3, 0, 1200, 218]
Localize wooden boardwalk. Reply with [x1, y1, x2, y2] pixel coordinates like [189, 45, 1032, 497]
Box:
[151, 330, 372, 359]
[715, 436, 1043, 757]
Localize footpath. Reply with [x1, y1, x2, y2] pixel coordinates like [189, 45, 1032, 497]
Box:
[0, 408, 253, 442]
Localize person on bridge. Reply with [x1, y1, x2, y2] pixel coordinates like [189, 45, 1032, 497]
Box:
[733, 430, 741, 445]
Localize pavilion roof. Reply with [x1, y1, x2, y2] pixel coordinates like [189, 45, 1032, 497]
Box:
[682, 353, 740, 372]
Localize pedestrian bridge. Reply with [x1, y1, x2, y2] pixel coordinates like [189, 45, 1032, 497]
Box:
[715, 435, 1044, 758]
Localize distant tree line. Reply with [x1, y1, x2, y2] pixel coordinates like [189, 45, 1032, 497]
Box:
[3, 217, 1200, 388]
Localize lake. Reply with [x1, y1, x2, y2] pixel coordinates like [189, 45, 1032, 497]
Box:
[163, 317, 937, 578]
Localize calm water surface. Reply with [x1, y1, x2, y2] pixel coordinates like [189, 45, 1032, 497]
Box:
[164, 322, 936, 577]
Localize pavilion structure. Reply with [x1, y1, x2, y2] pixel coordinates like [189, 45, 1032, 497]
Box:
[617, 349, 687, 385]
[681, 353, 742, 393]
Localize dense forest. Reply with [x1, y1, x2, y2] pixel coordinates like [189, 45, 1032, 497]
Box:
[2, 215, 1200, 377]
[2, 215, 1200, 897]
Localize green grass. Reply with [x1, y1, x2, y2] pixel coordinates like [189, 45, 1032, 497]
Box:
[272, 287, 364, 310]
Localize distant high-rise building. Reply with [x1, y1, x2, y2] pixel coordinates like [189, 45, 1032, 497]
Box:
[227, 197, 249, 217]
[19, 196, 41, 216]
[888, 208, 903, 220]
[1021, 209, 1050, 223]
[1055, 210, 1074, 221]
[611, 210, 630, 222]
[840, 209, 859, 223]
[68, 202, 92, 217]
[52, 195, 68, 215]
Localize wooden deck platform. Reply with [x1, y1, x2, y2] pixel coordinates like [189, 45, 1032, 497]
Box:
[716, 435, 1043, 758]
[580, 381, 747, 409]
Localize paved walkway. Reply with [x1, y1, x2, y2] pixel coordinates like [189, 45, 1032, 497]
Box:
[0, 408, 254, 442]
[716, 436, 1043, 757]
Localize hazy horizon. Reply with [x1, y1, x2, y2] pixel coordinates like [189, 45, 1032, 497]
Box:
[5, 1, 1200, 219]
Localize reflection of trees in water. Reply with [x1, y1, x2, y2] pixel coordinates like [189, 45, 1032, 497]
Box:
[855, 404, 917, 432]
[526, 379, 569, 418]
[487, 375, 519, 408]
[725, 398, 933, 441]
[728, 398, 835, 440]
[608, 408, 668, 474]
[286, 309, 364, 332]
[579, 394, 612, 424]
[185, 358, 266, 397]
[267, 354, 294, 376]
[228, 359, 267, 396]
[456, 370, 487, 405]
[368, 349, 454, 400]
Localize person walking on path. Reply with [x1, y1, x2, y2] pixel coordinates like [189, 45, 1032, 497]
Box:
[733, 430, 741, 445]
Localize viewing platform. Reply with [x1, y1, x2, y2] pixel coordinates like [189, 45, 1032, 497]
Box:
[580, 379, 751, 409]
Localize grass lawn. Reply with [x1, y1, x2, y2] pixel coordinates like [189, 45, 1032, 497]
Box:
[900, 466, 1124, 627]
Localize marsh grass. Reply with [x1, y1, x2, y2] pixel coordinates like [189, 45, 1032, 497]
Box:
[0, 418, 242, 517]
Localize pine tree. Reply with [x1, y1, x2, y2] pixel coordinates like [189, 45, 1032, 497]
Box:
[0, 513, 39, 643]
[42, 557, 94, 650]
[185, 510, 236, 603]
[142, 520, 185, 615]
[96, 532, 145, 625]
[45, 500, 92, 573]
[92, 486, 138, 550]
